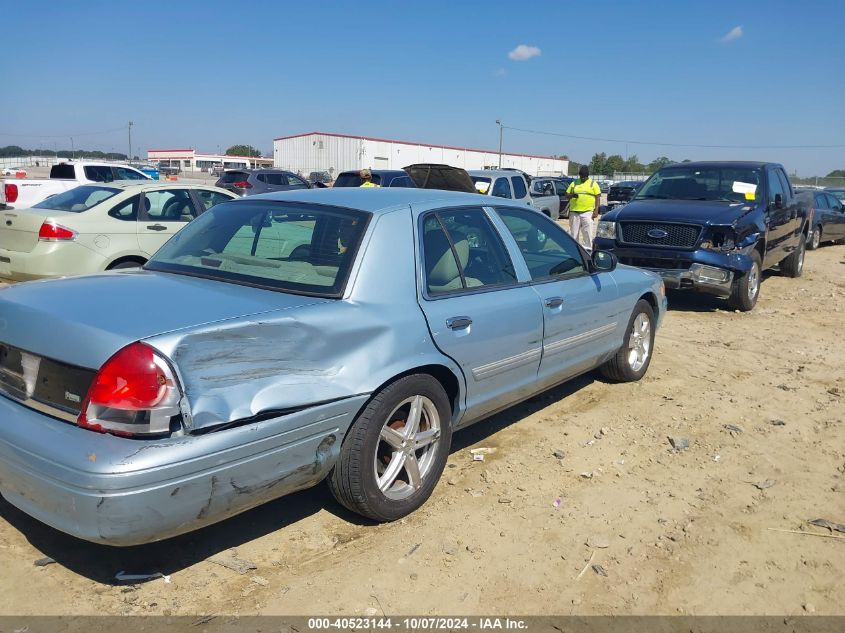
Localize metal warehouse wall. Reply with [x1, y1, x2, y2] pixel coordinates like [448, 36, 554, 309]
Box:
[273, 134, 568, 177]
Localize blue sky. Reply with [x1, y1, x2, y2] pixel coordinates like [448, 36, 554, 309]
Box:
[3, 0, 843, 175]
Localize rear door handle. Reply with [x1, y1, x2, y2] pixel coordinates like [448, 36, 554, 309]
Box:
[146, 224, 167, 231]
[446, 316, 472, 330]
[544, 297, 564, 308]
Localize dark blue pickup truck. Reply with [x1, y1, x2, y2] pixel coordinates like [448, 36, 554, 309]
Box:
[593, 161, 807, 311]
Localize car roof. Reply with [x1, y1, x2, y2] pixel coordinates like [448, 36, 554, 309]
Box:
[467, 170, 525, 178]
[338, 169, 408, 177]
[660, 161, 779, 169]
[244, 187, 500, 215]
[95, 181, 231, 192]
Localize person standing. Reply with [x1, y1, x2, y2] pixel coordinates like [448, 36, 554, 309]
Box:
[565, 165, 601, 249]
[359, 168, 379, 187]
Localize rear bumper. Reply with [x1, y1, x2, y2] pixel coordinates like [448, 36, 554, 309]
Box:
[0, 242, 108, 282]
[0, 393, 368, 545]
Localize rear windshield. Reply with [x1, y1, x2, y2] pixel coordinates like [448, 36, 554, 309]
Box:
[333, 173, 383, 187]
[219, 171, 250, 183]
[146, 200, 370, 297]
[636, 166, 763, 202]
[470, 177, 491, 194]
[33, 185, 121, 212]
[49, 164, 75, 179]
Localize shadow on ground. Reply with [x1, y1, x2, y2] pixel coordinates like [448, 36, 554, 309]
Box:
[0, 374, 596, 584]
[665, 270, 778, 313]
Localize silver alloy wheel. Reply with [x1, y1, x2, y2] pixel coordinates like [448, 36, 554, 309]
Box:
[812, 227, 821, 250]
[374, 395, 441, 501]
[627, 313, 652, 372]
[747, 262, 760, 302]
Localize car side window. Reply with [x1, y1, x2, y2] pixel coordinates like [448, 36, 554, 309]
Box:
[115, 167, 146, 180]
[256, 174, 267, 183]
[491, 178, 512, 199]
[108, 195, 140, 221]
[776, 169, 792, 197]
[196, 190, 233, 211]
[767, 169, 784, 203]
[511, 176, 527, 198]
[422, 208, 517, 296]
[389, 176, 414, 188]
[143, 189, 196, 222]
[287, 175, 307, 187]
[85, 165, 114, 182]
[815, 194, 828, 209]
[495, 207, 586, 280]
[828, 194, 843, 210]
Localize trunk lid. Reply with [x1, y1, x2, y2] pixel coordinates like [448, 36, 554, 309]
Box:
[0, 208, 68, 252]
[403, 164, 477, 193]
[0, 268, 328, 370]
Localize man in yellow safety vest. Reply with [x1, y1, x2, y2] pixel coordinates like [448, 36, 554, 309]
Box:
[359, 169, 379, 187]
[565, 165, 601, 249]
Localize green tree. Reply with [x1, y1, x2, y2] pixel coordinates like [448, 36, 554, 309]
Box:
[589, 152, 608, 175]
[647, 156, 673, 172]
[605, 154, 625, 175]
[621, 154, 645, 173]
[826, 169, 845, 178]
[225, 144, 262, 157]
[567, 160, 582, 176]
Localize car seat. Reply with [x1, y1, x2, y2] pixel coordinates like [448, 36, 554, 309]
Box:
[424, 229, 482, 293]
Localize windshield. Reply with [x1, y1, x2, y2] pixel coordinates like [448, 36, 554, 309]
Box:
[635, 166, 763, 202]
[146, 200, 370, 297]
[33, 185, 121, 212]
[470, 177, 491, 194]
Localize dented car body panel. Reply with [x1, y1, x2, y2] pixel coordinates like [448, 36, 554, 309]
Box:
[0, 188, 664, 545]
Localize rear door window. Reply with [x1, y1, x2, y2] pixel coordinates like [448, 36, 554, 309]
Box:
[195, 190, 234, 211]
[49, 164, 75, 179]
[114, 167, 146, 180]
[815, 194, 829, 209]
[421, 207, 517, 295]
[108, 195, 140, 221]
[84, 165, 115, 182]
[491, 178, 512, 199]
[143, 189, 197, 222]
[511, 176, 527, 199]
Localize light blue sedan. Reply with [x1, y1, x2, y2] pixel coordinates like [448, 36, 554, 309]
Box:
[0, 188, 666, 545]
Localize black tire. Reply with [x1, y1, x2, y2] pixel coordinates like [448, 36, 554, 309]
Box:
[780, 236, 805, 278]
[728, 250, 762, 312]
[328, 374, 452, 522]
[807, 225, 821, 251]
[600, 299, 655, 382]
[107, 259, 145, 270]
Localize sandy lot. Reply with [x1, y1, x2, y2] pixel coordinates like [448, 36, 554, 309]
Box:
[0, 244, 843, 617]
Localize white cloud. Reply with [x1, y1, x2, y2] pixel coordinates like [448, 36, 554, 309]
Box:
[508, 44, 541, 61]
[720, 25, 743, 42]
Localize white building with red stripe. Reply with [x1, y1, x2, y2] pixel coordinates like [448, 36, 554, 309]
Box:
[146, 149, 273, 173]
[272, 132, 568, 178]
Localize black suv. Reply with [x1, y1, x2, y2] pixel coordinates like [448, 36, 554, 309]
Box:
[594, 161, 807, 311]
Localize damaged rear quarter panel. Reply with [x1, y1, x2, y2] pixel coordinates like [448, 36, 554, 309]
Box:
[145, 206, 464, 431]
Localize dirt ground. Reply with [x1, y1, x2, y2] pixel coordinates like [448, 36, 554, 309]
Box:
[0, 244, 843, 617]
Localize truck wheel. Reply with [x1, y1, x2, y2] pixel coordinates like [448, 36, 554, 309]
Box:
[328, 374, 452, 522]
[780, 237, 805, 278]
[728, 250, 761, 312]
[600, 300, 655, 382]
[808, 225, 821, 250]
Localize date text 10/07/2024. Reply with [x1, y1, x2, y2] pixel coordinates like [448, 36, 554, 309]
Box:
[307, 618, 529, 630]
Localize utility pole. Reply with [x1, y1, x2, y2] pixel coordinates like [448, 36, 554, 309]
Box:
[496, 119, 503, 168]
[70, 137, 75, 160]
[128, 121, 133, 161]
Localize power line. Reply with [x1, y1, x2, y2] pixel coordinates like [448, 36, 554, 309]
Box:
[503, 125, 845, 150]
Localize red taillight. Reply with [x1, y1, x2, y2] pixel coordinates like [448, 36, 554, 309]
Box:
[232, 181, 252, 189]
[38, 221, 76, 241]
[78, 342, 181, 436]
[4, 183, 17, 203]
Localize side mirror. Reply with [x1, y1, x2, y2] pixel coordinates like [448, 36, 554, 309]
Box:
[773, 193, 783, 209]
[591, 250, 617, 273]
